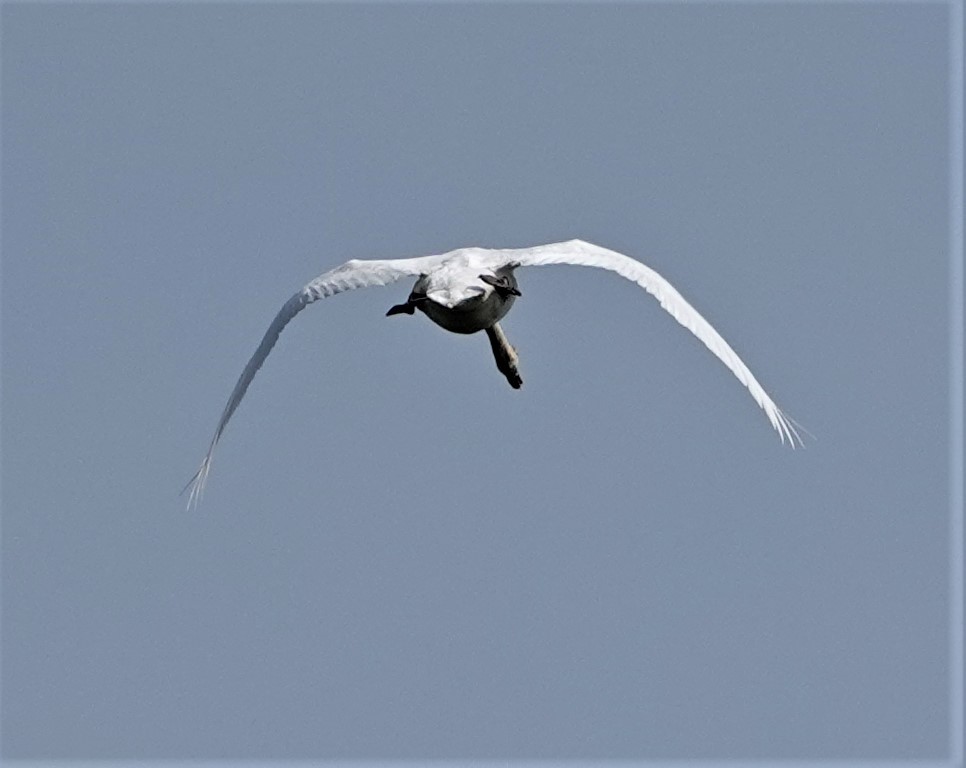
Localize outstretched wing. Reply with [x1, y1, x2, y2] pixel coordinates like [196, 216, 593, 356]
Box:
[184, 255, 443, 509]
[489, 239, 803, 447]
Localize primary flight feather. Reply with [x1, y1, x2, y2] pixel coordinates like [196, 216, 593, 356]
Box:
[185, 239, 801, 508]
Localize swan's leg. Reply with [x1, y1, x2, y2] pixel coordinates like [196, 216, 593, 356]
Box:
[485, 323, 522, 389]
[386, 292, 427, 317]
[385, 301, 416, 316]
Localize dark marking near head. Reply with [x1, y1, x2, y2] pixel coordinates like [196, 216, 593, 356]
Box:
[480, 274, 522, 297]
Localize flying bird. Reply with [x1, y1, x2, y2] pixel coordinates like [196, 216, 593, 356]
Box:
[185, 239, 801, 508]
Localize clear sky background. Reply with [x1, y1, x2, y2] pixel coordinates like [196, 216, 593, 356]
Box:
[1, 2, 957, 761]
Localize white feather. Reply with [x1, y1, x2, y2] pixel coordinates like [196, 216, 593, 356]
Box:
[184, 239, 801, 509]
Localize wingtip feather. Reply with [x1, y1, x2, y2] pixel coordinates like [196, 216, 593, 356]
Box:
[771, 407, 811, 449]
[181, 455, 213, 511]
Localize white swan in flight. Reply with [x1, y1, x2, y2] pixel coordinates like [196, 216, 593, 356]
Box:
[185, 239, 801, 508]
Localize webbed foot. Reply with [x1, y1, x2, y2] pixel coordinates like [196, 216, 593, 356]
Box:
[386, 302, 416, 316]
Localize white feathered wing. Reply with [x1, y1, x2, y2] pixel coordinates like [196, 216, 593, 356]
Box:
[488, 240, 802, 447]
[183, 255, 443, 510]
[186, 239, 802, 509]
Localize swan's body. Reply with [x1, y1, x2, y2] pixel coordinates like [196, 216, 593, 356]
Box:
[185, 239, 801, 508]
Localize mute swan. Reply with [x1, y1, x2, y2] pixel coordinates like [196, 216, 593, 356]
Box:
[185, 239, 801, 508]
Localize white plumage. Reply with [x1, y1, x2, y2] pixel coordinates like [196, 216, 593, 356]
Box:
[185, 239, 801, 508]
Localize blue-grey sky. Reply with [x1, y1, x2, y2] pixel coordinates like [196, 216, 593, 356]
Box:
[1, 1, 958, 761]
